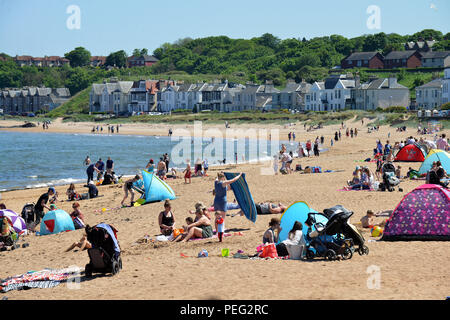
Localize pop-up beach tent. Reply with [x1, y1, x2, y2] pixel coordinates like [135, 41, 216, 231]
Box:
[39, 209, 75, 235]
[142, 170, 176, 203]
[277, 202, 324, 243]
[394, 143, 427, 162]
[418, 149, 450, 175]
[381, 184, 450, 241]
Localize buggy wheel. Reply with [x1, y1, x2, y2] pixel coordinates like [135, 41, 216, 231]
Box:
[111, 261, 120, 275]
[325, 249, 337, 261]
[305, 249, 315, 260]
[358, 245, 369, 256]
[342, 248, 353, 260]
[85, 264, 93, 278]
[118, 257, 123, 270]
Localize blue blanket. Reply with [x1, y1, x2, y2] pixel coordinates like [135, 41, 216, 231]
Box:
[224, 172, 257, 223]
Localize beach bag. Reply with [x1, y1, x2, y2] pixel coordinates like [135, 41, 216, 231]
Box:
[295, 164, 303, 171]
[259, 243, 278, 258]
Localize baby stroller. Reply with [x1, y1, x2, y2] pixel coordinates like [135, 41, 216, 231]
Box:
[305, 206, 369, 261]
[380, 162, 400, 192]
[21, 203, 35, 228]
[84, 223, 122, 277]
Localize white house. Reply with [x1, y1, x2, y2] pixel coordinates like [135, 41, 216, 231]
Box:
[442, 68, 450, 105]
[90, 80, 134, 114]
[352, 77, 410, 110]
[416, 78, 443, 110]
[305, 75, 355, 111]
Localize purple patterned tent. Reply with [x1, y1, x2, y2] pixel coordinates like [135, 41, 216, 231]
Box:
[382, 184, 450, 241]
[0, 209, 27, 234]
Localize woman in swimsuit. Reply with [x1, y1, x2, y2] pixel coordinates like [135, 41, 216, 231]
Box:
[159, 200, 175, 236]
[182, 208, 213, 242]
[262, 218, 281, 244]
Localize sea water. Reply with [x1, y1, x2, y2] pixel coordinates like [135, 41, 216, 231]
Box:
[0, 131, 310, 191]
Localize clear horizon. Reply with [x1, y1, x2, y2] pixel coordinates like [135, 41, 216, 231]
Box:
[0, 0, 449, 57]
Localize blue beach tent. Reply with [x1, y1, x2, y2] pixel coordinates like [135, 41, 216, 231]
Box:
[142, 170, 176, 203]
[418, 149, 450, 175]
[277, 201, 326, 243]
[39, 209, 75, 235]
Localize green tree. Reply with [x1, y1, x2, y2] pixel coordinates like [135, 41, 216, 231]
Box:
[106, 50, 128, 68]
[64, 47, 91, 67]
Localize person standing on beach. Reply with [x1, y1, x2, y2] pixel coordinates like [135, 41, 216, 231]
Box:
[33, 187, 55, 228]
[213, 172, 242, 232]
[116, 124, 119, 133]
[106, 157, 114, 174]
[202, 158, 209, 176]
[121, 175, 141, 207]
[86, 159, 100, 184]
[314, 138, 320, 157]
[292, 132, 296, 142]
[183, 161, 192, 184]
[157, 158, 167, 179]
[164, 153, 170, 172]
[111, 126, 115, 134]
[96, 158, 105, 182]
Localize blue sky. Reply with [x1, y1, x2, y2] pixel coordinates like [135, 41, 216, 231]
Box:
[0, 0, 449, 57]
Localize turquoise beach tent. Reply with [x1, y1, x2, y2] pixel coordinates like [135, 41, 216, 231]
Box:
[224, 172, 257, 223]
[418, 149, 450, 175]
[277, 201, 325, 243]
[142, 170, 176, 203]
[39, 209, 75, 235]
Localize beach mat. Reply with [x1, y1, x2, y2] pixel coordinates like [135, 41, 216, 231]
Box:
[224, 172, 257, 223]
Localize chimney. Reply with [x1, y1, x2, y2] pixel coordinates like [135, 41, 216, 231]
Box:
[388, 76, 397, 87]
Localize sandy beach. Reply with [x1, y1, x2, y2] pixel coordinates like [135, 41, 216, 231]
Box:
[0, 117, 449, 300]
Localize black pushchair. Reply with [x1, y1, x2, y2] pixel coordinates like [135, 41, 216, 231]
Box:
[85, 223, 122, 277]
[380, 162, 400, 192]
[305, 206, 369, 261]
[21, 203, 36, 228]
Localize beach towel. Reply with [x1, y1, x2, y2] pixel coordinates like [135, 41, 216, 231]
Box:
[0, 267, 80, 293]
[224, 172, 257, 223]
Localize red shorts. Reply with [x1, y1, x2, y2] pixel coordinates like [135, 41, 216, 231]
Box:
[184, 171, 191, 178]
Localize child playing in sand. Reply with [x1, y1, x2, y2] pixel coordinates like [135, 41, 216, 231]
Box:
[183, 161, 192, 184]
[360, 210, 375, 228]
[215, 211, 224, 242]
[361, 210, 387, 228]
[172, 217, 194, 242]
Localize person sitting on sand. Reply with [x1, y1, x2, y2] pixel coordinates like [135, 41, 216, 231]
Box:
[121, 175, 140, 207]
[172, 217, 194, 242]
[255, 202, 287, 215]
[395, 166, 402, 179]
[65, 234, 92, 252]
[66, 183, 81, 201]
[262, 218, 282, 244]
[70, 202, 85, 229]
[159, 200, 176, 236]
[181, 208, 213, 242]
[348, 166, 361, 186]
[276, 221, 305, 257]
[361, 210, 375, 228]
